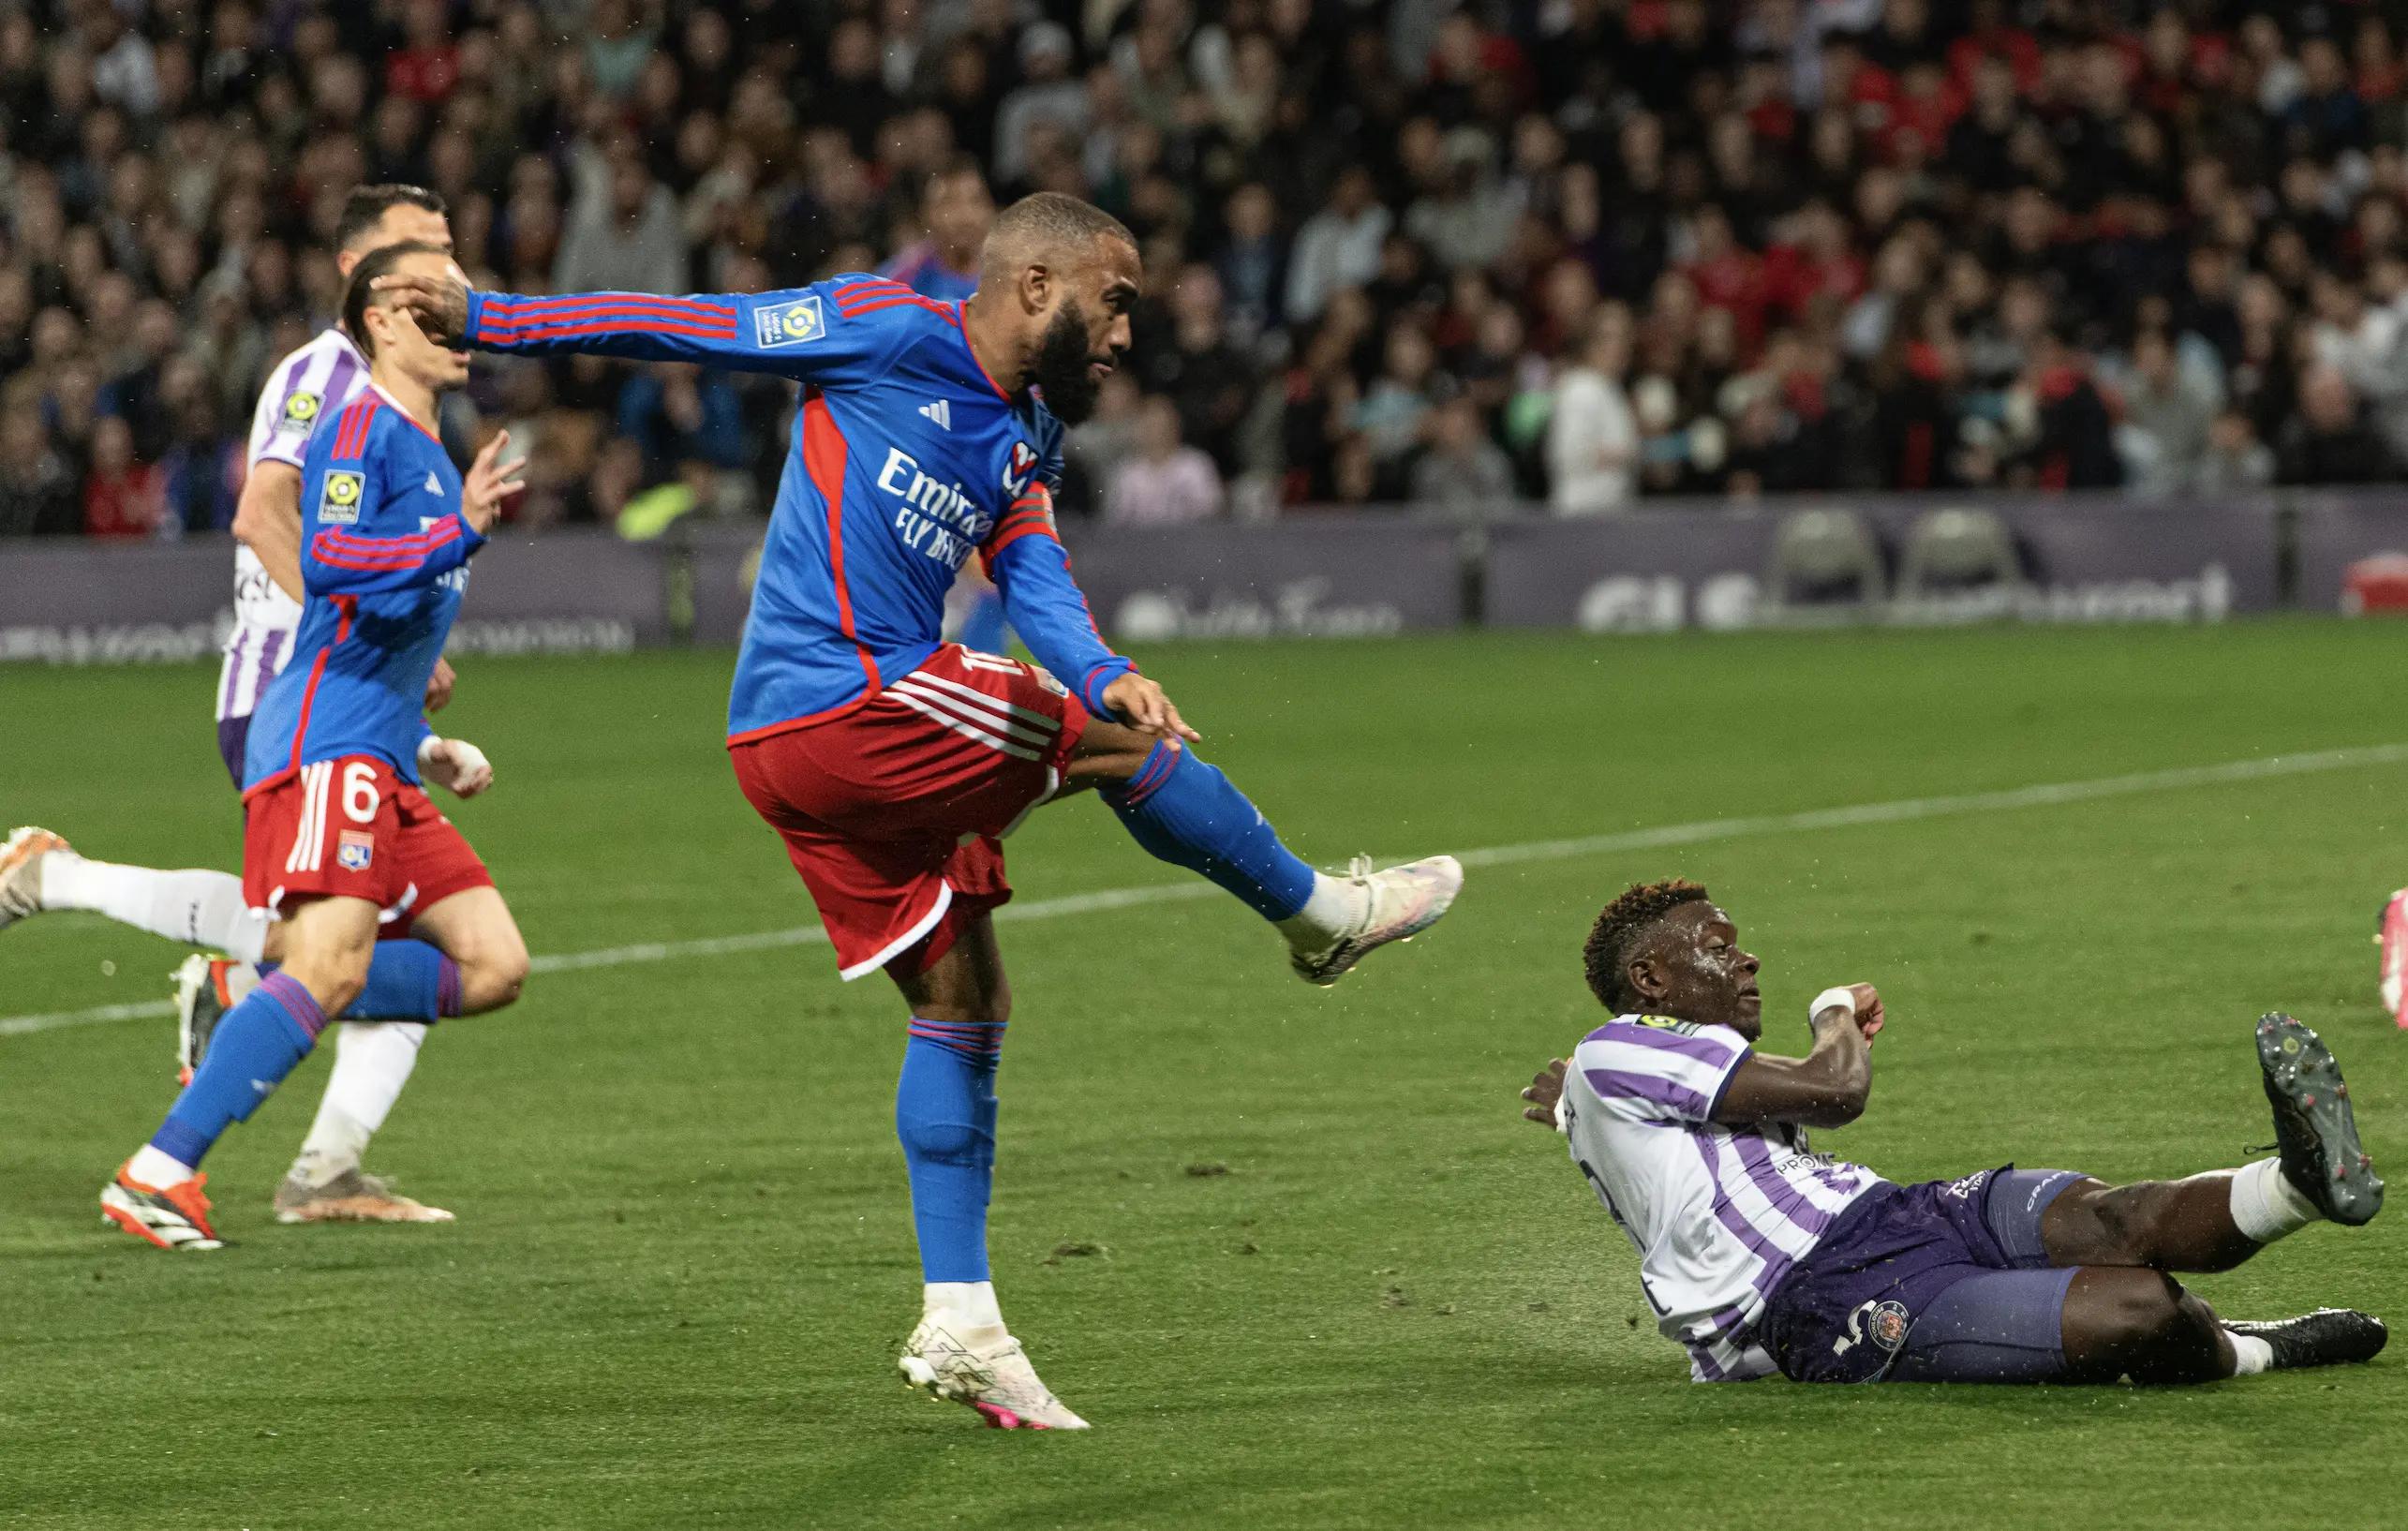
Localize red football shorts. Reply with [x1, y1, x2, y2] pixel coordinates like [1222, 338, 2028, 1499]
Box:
[242, 754, 493, 932]
[731, 645, 1090, 980]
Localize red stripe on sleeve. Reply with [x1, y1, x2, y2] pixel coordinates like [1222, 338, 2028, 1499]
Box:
[482, 317, 739, 343]
[490, 293, 737, 320]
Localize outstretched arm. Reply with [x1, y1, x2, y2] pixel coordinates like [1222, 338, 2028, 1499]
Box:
[373, 273, 899, 379]
[1712, 984, 1881, 1130]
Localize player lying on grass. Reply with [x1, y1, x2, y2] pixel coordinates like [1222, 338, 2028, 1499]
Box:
[1, 185, 484, 1225]
[376, 191, 1462, 1429]
[98, 241, 530, 1252]
[1519, 879, 2386, 1384]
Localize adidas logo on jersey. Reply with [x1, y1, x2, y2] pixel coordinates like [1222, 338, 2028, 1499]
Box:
[918, 398, 952, 429]
[424, 471, 442, 495]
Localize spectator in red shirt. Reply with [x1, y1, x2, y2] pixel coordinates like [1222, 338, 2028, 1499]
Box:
[1683, 204, 1769, 356]
[1762, 198, 1867, 321]
[82, 415, 165, 539]
[386, 0, 461, 105]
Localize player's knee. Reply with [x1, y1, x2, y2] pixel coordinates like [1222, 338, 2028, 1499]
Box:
[454, 927, 531, 1013]
[1066, 721, 1176, 789]
[2101, 1270, 2193, 1346]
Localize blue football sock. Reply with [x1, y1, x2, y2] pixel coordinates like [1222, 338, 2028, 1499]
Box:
[959, 589, 1011, 654]
[347, 940, 463, 1021]
[1104, 741, 1315, 921]
[150, 971, 327, 1169]
[896, 1021, 1004, 1285]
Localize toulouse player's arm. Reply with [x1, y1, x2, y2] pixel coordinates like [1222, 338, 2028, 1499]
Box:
[1711, 984, 1880, 1130]
[231, 461, 306, 603]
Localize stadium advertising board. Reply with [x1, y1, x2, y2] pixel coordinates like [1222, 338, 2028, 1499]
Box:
[1482, 496, 2281, 632]
[0, 530, 662, 662]
[2295, 496, 2408, 615]
[1055, 519, 1465, 640]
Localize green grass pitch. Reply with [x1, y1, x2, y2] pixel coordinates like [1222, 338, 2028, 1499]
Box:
[2, 622, 2404, 1530]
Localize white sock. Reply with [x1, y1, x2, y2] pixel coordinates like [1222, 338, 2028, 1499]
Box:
[288, 1021, 427, 1186]
[924, 1279, 1004, 1330]
[126, 1144, 195, 1188]
[1275, 871, 1368, 948]
[2229, 1331, 2275, 1375]
[2228, 1157, 2320, 1243]
[41, 854, 269, 962]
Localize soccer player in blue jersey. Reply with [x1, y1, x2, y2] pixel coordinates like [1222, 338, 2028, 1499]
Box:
[100, 242, 531, 1251]
[379, 193, 1463, 1428]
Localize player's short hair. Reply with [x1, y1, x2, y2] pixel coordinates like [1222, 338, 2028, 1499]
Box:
[342, 240, 448, 359]
[983, 193, 1135, 276]
[1583, 879, 1713, 1012]
[336, 185, 449, 253]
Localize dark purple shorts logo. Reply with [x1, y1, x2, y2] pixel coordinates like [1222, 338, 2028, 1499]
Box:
[1869, 1300, 1911, 1353]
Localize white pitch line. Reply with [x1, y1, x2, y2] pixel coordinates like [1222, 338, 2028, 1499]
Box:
[6, 740, 2404, 1040]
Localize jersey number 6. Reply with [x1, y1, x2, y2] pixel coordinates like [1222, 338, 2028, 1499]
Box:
[343, 763, 381, 825]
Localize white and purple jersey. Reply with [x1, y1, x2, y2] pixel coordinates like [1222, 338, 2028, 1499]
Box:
[216, 327, 371, 736]
[1563, 1015, 1883, 1382]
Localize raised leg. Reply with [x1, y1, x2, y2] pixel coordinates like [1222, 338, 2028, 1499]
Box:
[2040, 1174, 2267, 1273]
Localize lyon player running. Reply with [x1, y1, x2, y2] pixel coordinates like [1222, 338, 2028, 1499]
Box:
[1522, 880, 2386, 1384]
[0, 186, 487, 1225]
[100, 242, 531, 1251]
[379, 193, 1463, 1428]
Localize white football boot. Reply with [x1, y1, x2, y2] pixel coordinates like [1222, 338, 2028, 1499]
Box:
[0, 826, 69, 930]
[899, 1317, 1091, 1430]
[1286, 854, 1464, 987]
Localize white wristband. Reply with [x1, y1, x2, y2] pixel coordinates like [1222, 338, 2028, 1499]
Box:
[1810, 987, 1857, 1021]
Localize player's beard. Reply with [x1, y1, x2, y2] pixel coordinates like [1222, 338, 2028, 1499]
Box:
[1029, 300, 1103, 424]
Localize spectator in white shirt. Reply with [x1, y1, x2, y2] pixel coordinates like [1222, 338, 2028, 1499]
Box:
[1284, 167, 1391, 324]
[1547, 306, 1642, 513]
[1107, 396, 1224, 526]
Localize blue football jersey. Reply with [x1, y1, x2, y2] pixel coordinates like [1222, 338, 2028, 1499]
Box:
[464, 277, 1134, 741]
[243, 386, 484, 793]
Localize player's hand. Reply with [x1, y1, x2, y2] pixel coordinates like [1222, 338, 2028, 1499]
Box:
[423, 656, 457, 713]
[1815, 983, 1884, 1045]
[461, 431, 525, 533]
[418, 736, 494, 799]
[1521, 1058, 1568, 1129]
[370, 269, 471, 346]
[1848, 983, 1884, 1044]
[1102, 674, 1200, 742]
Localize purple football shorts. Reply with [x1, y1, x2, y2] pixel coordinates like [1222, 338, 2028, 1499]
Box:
[1758, 1165, 2085, 1384]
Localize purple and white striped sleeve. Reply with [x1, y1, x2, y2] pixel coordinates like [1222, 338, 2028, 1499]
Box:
[1574, 1021, 1752, 1123]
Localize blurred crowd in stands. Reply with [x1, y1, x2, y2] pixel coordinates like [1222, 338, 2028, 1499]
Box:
[7, 0, 2408, 542]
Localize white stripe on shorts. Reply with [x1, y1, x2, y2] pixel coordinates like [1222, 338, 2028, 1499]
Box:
[892, 680, 1058, 747]
[904, 669, 1062, 731]
[889, 691, 1042, 761]
[286, 762, 330, 873]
